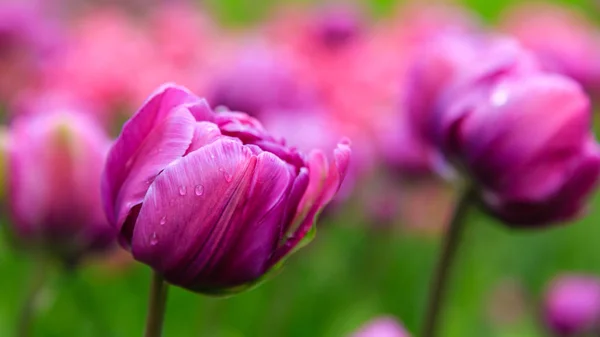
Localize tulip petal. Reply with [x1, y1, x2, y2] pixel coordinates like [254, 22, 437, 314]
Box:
[465, 75, 590, 197]
[131, 138, 258, 287]
[189, 151, 297, 290]
[185, 121, 222, 155]
[269, 141, 351, 266]
[111, 108, 196, 239]
[102, 83, 203, 226]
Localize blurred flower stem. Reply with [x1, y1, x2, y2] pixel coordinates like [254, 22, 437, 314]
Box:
[144, 270, 169, 337]
[16, 255, 48, 337]
[421, 187, 474, 337]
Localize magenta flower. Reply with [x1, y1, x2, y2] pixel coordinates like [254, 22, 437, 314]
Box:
[102, 84, 350, 294]
[350, 316, 409, 337]
[7, 110, 114, 263]
[436, 47, 600, 226]
[544, 274, 600, 336]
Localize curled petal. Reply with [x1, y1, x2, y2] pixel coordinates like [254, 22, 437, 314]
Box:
[269, 140, 351, 266]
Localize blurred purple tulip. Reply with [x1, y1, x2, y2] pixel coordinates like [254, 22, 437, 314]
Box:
[102, 83, 350, 294]
[207, 44, 314, 117]
[7, 110, 114, 263]
[351, 316, 409, 337]
[436, 44, 600, 226]
[544, 275, 600, 336]
[397, 32, 485, 177]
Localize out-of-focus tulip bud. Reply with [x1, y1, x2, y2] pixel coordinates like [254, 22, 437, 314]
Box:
[544, 275, 600, 336]
[350, 316, 409, 337]
[207, 44, 314, 117]
[7, 110, 115, 264]
[102, 83, 350, 294]
[437, 53, 600, 226]
[501, 4, 600, 94]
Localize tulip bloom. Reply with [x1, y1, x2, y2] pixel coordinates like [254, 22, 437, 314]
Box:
[7, 110, 114, 263]
[102, 84, 350, 294]
[544, 275, 600, 336]
[351, 317, 409, 337]
[437, 57, 600, 226]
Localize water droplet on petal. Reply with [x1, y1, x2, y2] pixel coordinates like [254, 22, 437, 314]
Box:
[210, 154, 215, 159]
[159, 216, 166, 225]
[218, 168, 233, 182]
[178, 185, 187, 196]
[150, 232, 158, 246]
[194, 185, 204, 196]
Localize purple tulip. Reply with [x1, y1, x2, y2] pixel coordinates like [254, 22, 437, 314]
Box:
[7, 110, 114, 263]
[102, 83, 350, 294]
[435, 45, 600, 226]
[207, 45, 314, 117]
[544, 275, 600, 336]
[350, 317, 409, 337]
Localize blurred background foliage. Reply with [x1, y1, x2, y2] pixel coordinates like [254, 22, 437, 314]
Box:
[2, 0, 600, 336]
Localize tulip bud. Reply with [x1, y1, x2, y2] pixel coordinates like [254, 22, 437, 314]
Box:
[7, 110, 115, 264]
[544, 275, 600, 336]
[350, 317, 409, 337]
[102, 83, 350, 294]
[436, 49, 600, 226]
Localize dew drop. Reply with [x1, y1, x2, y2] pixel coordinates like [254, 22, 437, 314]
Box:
[194, 185, 204, 196]
[150, 232, 158, 246]
[218, 168, 233, 182]
[178, 185, 187, 196]
[159, 216, 167, 226]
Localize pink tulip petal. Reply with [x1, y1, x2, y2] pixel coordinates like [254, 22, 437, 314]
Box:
[102, 83, 204, 225]
[111, 108, 196, 238]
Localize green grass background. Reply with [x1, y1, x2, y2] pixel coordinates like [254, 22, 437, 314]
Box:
[2, 0, 600, 336]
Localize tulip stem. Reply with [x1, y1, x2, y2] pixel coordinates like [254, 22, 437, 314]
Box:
[16, 256, 48, 337]
[144, 271, 169, 337]
[421, 187, 474, 337]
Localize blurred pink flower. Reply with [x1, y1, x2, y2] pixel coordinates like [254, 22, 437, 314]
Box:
[0, 1, 61, 105]
[544, 274, 600, 336]
[47, 8, 161, 123]
[351, 316, 409, 337]
[501, 3, 600, 94]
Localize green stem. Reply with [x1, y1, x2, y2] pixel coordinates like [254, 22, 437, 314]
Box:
[421, 188, 474, 337]
[144, 271, 169, 337]
[16, 257, 48, 337]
